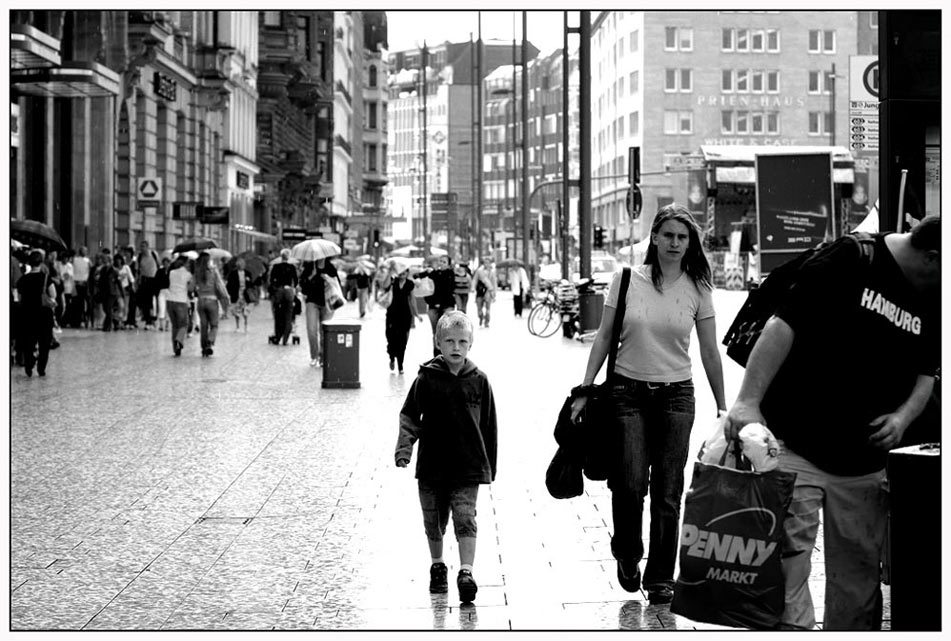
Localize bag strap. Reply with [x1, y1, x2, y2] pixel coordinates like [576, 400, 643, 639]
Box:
[606, 267, 632, 377]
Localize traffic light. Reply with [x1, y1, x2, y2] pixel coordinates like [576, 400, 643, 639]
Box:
[594, 225, 605, 249]
[373, 228, 380, 247]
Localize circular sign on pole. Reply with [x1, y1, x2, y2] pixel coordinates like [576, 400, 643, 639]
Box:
[862, 60, 879, 99]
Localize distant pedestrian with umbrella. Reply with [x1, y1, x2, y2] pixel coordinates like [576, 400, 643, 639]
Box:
[268, 248, 299, 346]
[300, 257, 341, 367]
[193, 251, 230, 357]
[381, 263, 421, 374]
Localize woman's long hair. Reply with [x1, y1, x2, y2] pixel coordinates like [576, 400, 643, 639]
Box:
[643, 203, 712, 293]
[195, 252, 214, 287]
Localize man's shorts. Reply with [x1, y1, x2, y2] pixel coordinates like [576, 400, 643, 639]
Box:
[418, 480, 479, 541]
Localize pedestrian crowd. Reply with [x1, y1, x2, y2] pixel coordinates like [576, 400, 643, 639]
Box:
[11, 206, 940, 631]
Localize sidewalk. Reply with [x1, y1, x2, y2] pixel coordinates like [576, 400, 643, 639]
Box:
[8, 290, 890, 631]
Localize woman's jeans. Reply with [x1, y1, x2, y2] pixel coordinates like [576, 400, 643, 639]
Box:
[197, 297, 220, 350]
[608, 377, 695, 590]
[305, 301, 332, 361]
[167, 301, 189, 348]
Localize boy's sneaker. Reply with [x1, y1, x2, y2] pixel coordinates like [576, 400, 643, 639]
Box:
[616, 559, 641, 593]
[457, 569, 478, 603]
[647, 585, 674, 604]
[429, 562, 448, 594]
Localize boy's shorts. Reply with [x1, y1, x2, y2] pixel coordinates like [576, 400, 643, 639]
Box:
[418, 480, 479, 541]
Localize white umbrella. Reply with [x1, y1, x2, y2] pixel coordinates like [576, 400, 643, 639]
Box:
[204, 247, 233, 261]
[383, 256, 412, 274]
[389, 244, 420, 257]
[174, 250, 199, 260]
[290, 238, 341, 262]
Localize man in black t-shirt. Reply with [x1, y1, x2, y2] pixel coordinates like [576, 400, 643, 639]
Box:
[724, 216, 940, 631]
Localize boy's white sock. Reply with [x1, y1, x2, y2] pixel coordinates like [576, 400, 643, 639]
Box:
[432, 558, 445, 566]
[460, 563, 473, 573]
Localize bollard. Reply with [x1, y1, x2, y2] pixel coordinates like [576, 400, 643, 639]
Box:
[578, 291, 603, 332]
[886, 442, 940, 630]
[321, 320, 361, 389]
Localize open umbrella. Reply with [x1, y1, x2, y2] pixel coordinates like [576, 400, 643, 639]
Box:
[383, 256, 413, 274]
[388, 244, 420, 257]
[227, 252, 267, 280]
[496, 258, 525, 269]
[11, 219, 68, 253]
[290, 238, 341, 262]
[202, 247, 232, 262]
[173, 237, 218, 253]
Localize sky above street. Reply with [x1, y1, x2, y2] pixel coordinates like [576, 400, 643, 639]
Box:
[385, 10, 569, 55]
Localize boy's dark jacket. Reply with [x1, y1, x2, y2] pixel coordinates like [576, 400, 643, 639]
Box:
[395, 356, 497, 484]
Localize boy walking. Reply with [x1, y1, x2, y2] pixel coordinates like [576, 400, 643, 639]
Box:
[395, 311, 497, 603]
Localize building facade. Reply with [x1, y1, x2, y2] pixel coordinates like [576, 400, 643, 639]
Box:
[590, 10, 862, 249]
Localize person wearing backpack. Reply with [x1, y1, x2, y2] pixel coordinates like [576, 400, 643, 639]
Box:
[569, 204, 727, 605]
[723, 216, 941, 630]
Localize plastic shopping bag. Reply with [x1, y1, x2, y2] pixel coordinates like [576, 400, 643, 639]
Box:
[671, 452, 796, 630]
[699, 417, 780, 472]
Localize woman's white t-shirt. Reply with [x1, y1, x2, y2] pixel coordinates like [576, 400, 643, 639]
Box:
[603, 264, 715, 382]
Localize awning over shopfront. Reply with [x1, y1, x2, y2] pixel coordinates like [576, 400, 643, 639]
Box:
[11, 60, 120, 98]
[700, 145, 855, 185]
[233, 227, 278, 243]
[11, 24, 61, 69]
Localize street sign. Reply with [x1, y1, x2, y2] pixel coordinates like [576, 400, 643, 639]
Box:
[663, 154, 705, 172]
[283, 226, 306, 242]
[137, 177, 162, 205]
[849, 55, 880, 152]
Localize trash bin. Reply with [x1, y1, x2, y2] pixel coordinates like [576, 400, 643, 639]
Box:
[321, 320, 361, 389]
[578, 291, 603, 332]
[886, 442, 940, 631]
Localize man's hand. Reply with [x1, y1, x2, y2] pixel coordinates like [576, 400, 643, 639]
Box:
[569, 396, 588, 424]
[723, 401, 766, 441]
[868, 412, 910, 451]
[396, 458, 410, 468]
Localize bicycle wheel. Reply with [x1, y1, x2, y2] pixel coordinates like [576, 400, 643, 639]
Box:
[528, 302, 561, 338]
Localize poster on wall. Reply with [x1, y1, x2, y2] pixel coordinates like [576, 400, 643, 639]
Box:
[755, 152, 834, 273]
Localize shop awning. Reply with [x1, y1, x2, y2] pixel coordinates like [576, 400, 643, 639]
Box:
[700, 145, 854, 184]
[233, 227, 277, 242]
[11, 24, 61, 69]
[11, 60, 120, 98]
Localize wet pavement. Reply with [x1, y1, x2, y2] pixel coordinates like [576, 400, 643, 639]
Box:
[8, 288, 889, 631]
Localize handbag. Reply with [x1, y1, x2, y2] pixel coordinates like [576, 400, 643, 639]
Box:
[377, 287, 393, 309]
[323, 274, 345, 310]
[412, 276, 435, 298]
[580, 267, 631, 482]
[41, 274, 57, 310]
[671, 442, 797, 630]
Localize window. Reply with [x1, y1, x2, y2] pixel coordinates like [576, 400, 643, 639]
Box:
[630, 29, 639, 52]
[629, 70, 639, 94]
[368, 65, 377, 88]
[736, 28, 749, 52]
[368, 102, 378, 129]
[808, 70, 833, 94]
[809, 29, 836, 53]
[722, 69, 733, 92]
[767, 29, 780, 52]
[808, 111, 834, 135]
[722, 28, 734, 51]
[736, 69, 749, 92]
[262, 11, 280, 27]
[721, 110, 733, 134]
[751, 30, 764, 52]
[663, 110, 693, 134]
[767, 112, 779, 134]
[618, 76, 625, 96]
[367, 143, 378, 171]
[767, 70, 780, 93]
[736, 110, 749, 133]
[869, 12, 878, 28]
[665, 68, 692, 92]
[629, 111, 639, 136]
[751, 112, 764, 133]
[665, 27, 692, 51]
[751, 70, 764, 93]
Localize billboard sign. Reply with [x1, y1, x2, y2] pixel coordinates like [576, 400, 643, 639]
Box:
[755, 152, 834, 273]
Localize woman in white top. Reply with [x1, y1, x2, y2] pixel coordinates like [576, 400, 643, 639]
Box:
[115, 254, 134, 328]
[165, 256, 193, 356]
[508, 265, 531, 317]
[569, 204, 726, 604]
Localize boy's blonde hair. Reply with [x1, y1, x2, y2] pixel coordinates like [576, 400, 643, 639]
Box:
[435, 310, 474, 341]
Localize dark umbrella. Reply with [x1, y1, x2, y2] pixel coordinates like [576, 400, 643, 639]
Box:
[10, 219, 68, 253]
[173, 237, 218, 253]
[226, 251, 267, 280]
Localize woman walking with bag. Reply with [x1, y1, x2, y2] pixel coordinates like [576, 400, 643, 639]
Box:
[569, 204, 726, 604]
[300, 258, 340, 367]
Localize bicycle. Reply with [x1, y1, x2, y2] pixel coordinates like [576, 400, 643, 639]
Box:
[526, 285, 562, 338]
